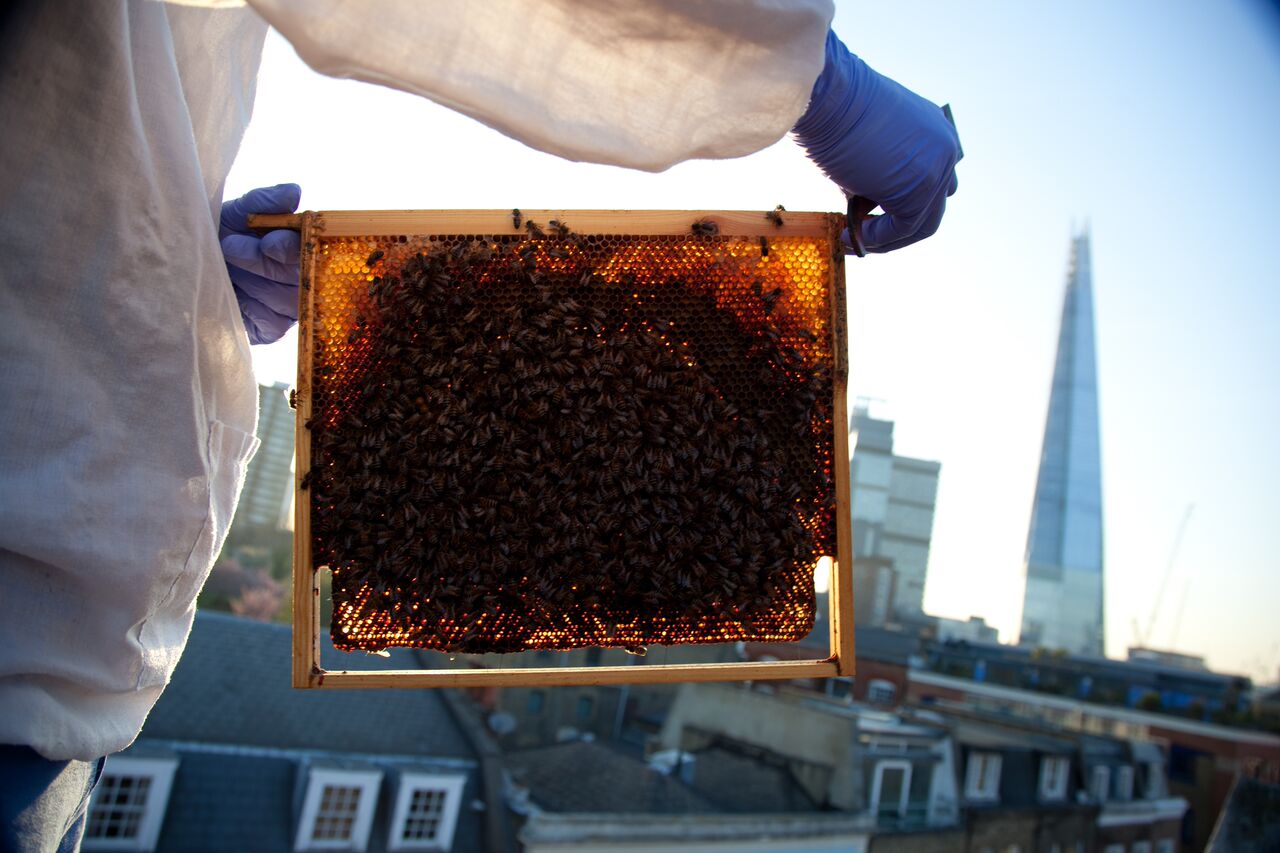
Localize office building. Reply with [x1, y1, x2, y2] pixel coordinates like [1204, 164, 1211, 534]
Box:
[1019, 230, 1106, 656]
[238, 381, 295, 529]
[849, 404, 941, 622]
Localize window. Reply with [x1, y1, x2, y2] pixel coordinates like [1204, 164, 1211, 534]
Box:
[1144, 761, 1166, 798]
[1091, 765, 1112, 802]
[964, 752, 1002, 801]
[870, 759, 912, 821]
[867, 679, 897, 705]
[294, 768, 382, 852]
[1115, 765, 1134, 801]
[1039, 756, 1070, 801]
[388, 773, 466, 851]
[84, 757, 177, 851]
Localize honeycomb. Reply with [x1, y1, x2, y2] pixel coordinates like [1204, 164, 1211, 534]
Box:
[304, 214, 841, 654]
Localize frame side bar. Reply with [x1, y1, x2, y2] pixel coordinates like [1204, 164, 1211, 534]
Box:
[827, 217, 856, 676]
[293, 212, 321, 689]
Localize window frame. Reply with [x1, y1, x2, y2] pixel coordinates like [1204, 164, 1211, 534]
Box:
[1090, 765, 1112, 803]
[869, 759, 913, 820]
[1115, 764, 1134, 801]
[964, 751, 1003, 802]
[1038, 755, 1070, 802]
[388, 772, 467, 852]
[866, 678, 897, 705]
[83, 757, 178, 852]
[294, 768, 383, 852]
[1144, 760, 1166, 798]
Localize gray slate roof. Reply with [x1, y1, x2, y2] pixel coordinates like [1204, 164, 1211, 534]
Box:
[1207, 776, 1280, 853]
[133, 612, 483, 853]
[143, 611, 473, 760]
[685, 746, 818, 813]
[506, 740, 717, 815]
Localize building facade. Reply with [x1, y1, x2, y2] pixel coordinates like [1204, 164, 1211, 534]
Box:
[849, 404, 941, 624]
[238, 381, 295, 529]
[1019, 230, 1106, 656]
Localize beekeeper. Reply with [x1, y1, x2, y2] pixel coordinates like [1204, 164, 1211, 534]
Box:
[0, 1, 959, 848]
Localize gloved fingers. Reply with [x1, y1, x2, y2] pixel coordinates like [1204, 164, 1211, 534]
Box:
[261, 228, 302, 265]
[865, 192, 948, 254]
[220, 183, 301, 235]
[221, 233, 300, 284]
[227, 264, 300, 320]
[862, 171, 954, 252]
[233, 284, 296, 346]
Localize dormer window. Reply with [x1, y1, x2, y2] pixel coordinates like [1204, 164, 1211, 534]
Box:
[83, 756, 178, 851]
[964, 752, 1002, 801]
[294, 768, 383, 852]
[388, 773, 467, 851]
[1114, 765, 1134, 801]
[1038, 756, 1069, 801]
[1144, 760, 1166, 798]
[1090, 765, 1111, 802]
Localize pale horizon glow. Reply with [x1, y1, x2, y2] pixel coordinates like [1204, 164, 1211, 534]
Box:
[227, 2, 1280, 681]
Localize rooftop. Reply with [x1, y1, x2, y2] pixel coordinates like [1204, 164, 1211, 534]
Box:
[142, 611, 474, 760]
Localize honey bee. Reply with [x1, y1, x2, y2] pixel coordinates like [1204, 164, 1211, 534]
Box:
[759, 236, 770, 258]
[765, 205, 785, 227]
[511, 208, 523, 230]
[690, 218, 718, 238]
[524, 220, 545, 239]
[366, 249, 385, 266]
[548, 219, 571, 239]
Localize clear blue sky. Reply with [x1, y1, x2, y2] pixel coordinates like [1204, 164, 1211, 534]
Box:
[228, 1, 1280, 681]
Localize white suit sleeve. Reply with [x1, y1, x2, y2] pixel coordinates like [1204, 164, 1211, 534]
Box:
[245, 0, 832, 171]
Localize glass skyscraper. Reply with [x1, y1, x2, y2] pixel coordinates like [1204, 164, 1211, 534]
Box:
[1019, 231, 1105, 656]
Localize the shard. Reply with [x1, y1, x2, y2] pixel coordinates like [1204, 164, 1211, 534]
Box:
[1018, 230, 1105, 656]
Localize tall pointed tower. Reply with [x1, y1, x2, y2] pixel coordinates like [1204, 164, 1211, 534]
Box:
[1019, 230, 1105, 656]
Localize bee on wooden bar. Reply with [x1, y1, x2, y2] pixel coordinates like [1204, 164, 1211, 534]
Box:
[524, 219, 545, 239]
[690, 218, 718, 238]
[511, 208, 523, 230]
[765, 205, 786, 227]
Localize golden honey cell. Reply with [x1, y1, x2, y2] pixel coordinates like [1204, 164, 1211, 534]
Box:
[304, 214, 842, 654]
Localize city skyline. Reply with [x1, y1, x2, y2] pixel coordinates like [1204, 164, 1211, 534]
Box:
[227, 3, 1280, 681]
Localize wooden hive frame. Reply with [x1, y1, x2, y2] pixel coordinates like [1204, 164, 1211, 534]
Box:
[250, 210, 854, 690]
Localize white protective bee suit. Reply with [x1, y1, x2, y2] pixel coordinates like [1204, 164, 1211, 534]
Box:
[0, 0, 831, 762]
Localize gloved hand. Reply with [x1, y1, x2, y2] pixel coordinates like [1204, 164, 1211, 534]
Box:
[220, 183, 302, 344]
[794, 31, 961, 254]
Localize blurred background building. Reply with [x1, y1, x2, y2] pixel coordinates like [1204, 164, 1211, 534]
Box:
[1019, 230, 1106, 656]
[237, 381, 295, 530]
[848, 402, 941, 630]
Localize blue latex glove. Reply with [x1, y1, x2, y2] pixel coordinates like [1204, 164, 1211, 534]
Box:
[220, 183, 302, 344]
[794, 31, 962, 253]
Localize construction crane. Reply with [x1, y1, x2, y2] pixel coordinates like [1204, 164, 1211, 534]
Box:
[1134, 504, 1194, 649]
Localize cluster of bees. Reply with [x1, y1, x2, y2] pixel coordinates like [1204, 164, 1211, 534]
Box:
[309, 216, 834, 654]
